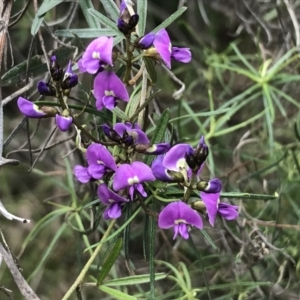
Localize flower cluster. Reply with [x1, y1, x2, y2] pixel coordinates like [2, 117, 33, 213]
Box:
[17, 58, 78, 132]
[16, 0, 238, 241]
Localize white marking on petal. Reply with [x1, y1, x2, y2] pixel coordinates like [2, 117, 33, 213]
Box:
[92, 51, 101, 59]
[128, 175, 139, 185]
[33, 104, 44, 114]
[175, 219, 187, 224]
[105, 90, 116, 97]
[147, 145, 156, 152]
[176, 157, 188, 171]
[168, 43, 172, 53]
[109, 199, 115, 203]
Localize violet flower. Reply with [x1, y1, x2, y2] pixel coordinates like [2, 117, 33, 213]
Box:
[138, 33, 155, 49]
[17, 97, 46, 118]
[200, 185, 239, 226]
[158, 201, 203, 239]
[113, 161, 155, 200]
[103, 122, 150, 145]
[98, 184, 129, 219]
[94, 71, 129, 110]
[74, 143, 117, 183]
[171, 47, 192, 63]
[37, 81, 56, 96]
[78, 36, 113, 74]
[55, 114, 73, 132]
[151, 155, 172, 182]
[153, 28, 172, 69]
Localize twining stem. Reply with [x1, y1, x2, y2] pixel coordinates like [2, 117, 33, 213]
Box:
[61, 219, 116, 300]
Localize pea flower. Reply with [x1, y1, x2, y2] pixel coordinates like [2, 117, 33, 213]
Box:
[55, 114, 73, 132]
[17, 97, 57, 118]
[171, 47, 192, 63]
[158, 201, 203, 239]
[103, 122, 149, 145]
[98, 184, 129, 219]
[113, 161, 155, 200]
[61, 60, 78, 89]
[78, 36, 113, 74]
[74, 143, 117, 183]
[200, 185, 238, 226]
[153, 28, 172, 69]
[94, 71, 129, 110]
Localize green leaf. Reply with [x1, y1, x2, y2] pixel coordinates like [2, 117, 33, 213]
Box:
[79, 0, 101, 28]
[137, 0, 147, 36]
[54, 28, 119, 38]
[221, 192, 278, 200]
[152, 7, 187, 33]
[143, 57, 157, 83]
[97, 238, 123, 284]
[1, 46, 75, 87]
[103, 273, 167, 286]
[100, 0, 119, 22]
[88, 8, 120, 33]
[112, 107, 130, 121]
[37, 0, 64, 16]
[99, 285, 137, 300]
[144, 109, 170, 165]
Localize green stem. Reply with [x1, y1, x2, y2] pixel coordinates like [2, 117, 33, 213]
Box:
[61, 219, 116, 300]
[124, 36, 133, 84]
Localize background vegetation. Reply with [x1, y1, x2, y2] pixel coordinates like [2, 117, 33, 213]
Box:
[1, 0, 300, 299]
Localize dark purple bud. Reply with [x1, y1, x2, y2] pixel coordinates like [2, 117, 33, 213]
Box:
[138, 32, 155, 49]
[195, 135, 209, 167]
[50, 55, 63, 81]
[128, 14, 139, 30]
[38, 81, 56, 96]
[61, 61, 78, 89]
[117, 18, 130, 35]
[102, 124, 121, 142]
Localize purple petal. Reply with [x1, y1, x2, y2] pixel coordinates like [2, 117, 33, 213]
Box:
[153, 29, 172, 68]
[102, 95, 116, 110]
[146, 143, 170, 155]
[204, 178, 222, 193]
[131, 161, 155, 182]
[74, 165, 91, 183]
[163, 144, 193, 172]
[138, 32, 155, 49]
[129, 185, 135, 200]
[151, 155, 172, 182]
[171, 47, 192, 63]
[87, 164, 106, 180]
[200, 192, 219, 226]
[86, 143, 117, 171]
[55, 115, 73, 132]
[177, 223, 189, 239]
[17, 97, 46, 118]
[218, 202, 239, 220]
[136, 183, 147, 197]
[113, 164, 133, 191]
[158, 201, 202, 229]
[106, 203, 122, 219]
[98, 183, 129, 205]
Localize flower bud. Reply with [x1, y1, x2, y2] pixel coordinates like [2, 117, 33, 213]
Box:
[197, 178, 222, 193]
[61, 61, 78, 90]
[50, 55, 63, 81]
[137, 32, 155, 49]
[38, 81, 56, 96]
[55, 110, 73, 132]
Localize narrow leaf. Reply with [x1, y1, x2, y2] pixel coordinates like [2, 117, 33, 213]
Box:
[100, 0, 119, 22]
[88, 8, 120, 33]
[152, 7, 187, 33]
[221, 192, 278, 200]
[97, 238, 123, 284]
[112, 107, 130, 121]
[99, 285, 137, 300]
[103, 273, 167, 286]
[55, 28, 119, 38]
[137, 0, 147, 36]
[37, 0, 64, 16]
[79, 0, 101, 28]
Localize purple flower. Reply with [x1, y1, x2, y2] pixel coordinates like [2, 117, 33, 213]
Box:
[200, 187, 239, 226]
[109, 122, 150, 145]
[145, 143, 170, 155]
[18, 97, 46, 118]
[158, 201, 203, 239]
[138, 32, 155, 49]
[55, 114, 72, 132]
[78, 36, 113, 74]
[153, 29, 172, 69]
[94, 71, 129, 111]
[171, 47, 192, 63]
[61, 60, 78, 89]
[113, 161, 155, 200]
[218, 202, 239, 220]
[203, 178, 222, 193]
[37, 81, 56, 96]
[74, 143, 117, 183]
[151, 155, 172, 182]
[98, 184, 129, 219]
